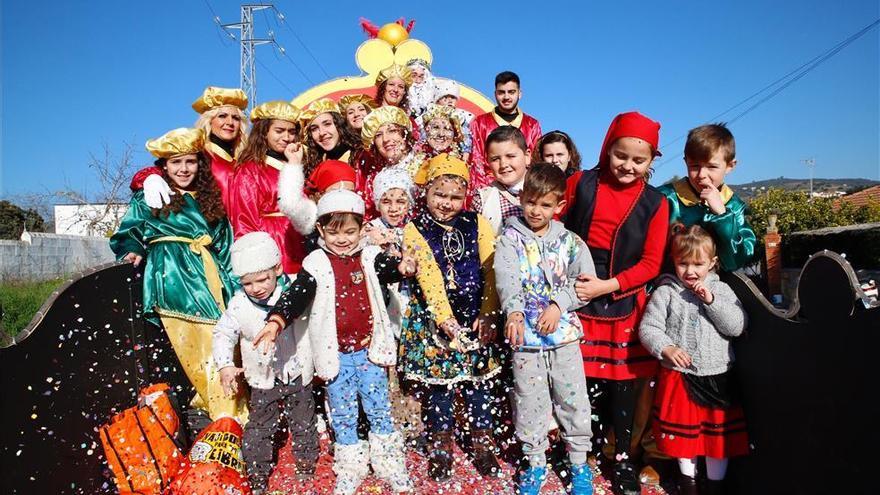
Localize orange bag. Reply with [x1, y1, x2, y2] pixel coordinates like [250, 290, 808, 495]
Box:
[167, 416, 251, 495]
[99, 383, 185, 495]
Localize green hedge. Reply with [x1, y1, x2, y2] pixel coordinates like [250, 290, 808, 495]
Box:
[0, 278, 65, 337]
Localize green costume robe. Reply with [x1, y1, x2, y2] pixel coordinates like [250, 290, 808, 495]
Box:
[109, 191, 236, 326]
[658, 179, 757, 271]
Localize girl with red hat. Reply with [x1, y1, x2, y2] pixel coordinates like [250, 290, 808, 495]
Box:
[562, 111, 670, 495]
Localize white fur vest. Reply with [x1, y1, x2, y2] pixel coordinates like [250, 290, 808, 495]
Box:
[295, 245, 400, 381]
[213, 282, 311, 389]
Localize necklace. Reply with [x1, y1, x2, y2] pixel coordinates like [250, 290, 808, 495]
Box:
[437, 221, 465, 290]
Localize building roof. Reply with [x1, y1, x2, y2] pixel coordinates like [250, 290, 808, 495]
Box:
[836, 185, 880, 208]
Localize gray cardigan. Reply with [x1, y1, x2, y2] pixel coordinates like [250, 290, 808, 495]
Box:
[638, 273, 747, 376]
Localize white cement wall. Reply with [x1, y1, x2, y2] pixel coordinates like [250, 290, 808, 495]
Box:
[0, 233, 115, 282]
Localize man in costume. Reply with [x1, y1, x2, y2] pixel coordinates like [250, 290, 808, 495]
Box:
[468, 71, 542, 191]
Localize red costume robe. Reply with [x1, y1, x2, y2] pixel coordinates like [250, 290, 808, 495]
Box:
[229, 155, 306, 273]
[468, 109, 542, 191]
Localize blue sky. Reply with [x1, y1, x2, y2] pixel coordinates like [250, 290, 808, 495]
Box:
[1, 0, 878, 199]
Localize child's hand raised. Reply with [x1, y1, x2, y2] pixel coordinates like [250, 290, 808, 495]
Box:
[536, 303, 561, 335]
[661, 345, 692, 369]
[691, 280, 714, 304]
[253, 319, 282, 354]
[698, 178, 726, 215]
[505, 312, 526, 347]
[219, 366, 244, 397]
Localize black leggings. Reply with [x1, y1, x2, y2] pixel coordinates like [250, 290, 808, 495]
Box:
[589, 378, 639, 457]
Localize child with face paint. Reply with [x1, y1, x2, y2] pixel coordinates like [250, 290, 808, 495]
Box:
[432, 79, 475, 163]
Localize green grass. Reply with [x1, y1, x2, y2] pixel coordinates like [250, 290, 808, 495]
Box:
[0, 278, 65, 337]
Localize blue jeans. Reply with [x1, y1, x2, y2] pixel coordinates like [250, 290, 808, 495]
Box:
[326, 349, 394, 445]
[425, 381, 494, 432]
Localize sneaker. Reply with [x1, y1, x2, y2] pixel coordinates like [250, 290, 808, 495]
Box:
[517, 465, 547, 495]
[570, 463, 594, 495]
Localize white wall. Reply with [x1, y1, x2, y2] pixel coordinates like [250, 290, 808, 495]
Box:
[54, 204, 128, 237]
[0, 233, 115, 282]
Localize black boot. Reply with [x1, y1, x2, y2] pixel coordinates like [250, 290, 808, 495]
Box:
[428, 430, 455, 482]
[612, 461, 641, 495]
[703, 479, 725, 495]
[471, 428, 503, 478]
[677, 473, 698, 495]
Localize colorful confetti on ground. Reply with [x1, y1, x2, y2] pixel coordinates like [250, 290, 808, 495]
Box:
[267, 434, 668, 494]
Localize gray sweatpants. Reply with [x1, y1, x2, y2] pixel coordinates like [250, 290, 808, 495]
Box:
[512, 341, 592, 467]
[243, 377, 319, 489]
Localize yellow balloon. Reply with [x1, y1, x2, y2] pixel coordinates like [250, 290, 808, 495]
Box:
[377, 23, 409, 47]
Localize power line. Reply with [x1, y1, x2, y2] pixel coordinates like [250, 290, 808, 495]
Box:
[654, 18, 880, 171]
[276, 46, 315, 85]
[270, 8, 332, 79]
[256, 58, 297, 95]
[202, 0, 234, 47]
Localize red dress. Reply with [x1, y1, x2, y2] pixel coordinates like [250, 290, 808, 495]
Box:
[205, 143, 236, 209]
[229, 156, 306, 273]
[652, 367, 749, 458]
[567, 171, 669, 380]
[468, 109, 542, 191]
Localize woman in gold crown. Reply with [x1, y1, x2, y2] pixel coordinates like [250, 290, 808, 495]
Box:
[131, 87, 249, 210]
[373, 63, 420, 141]
[110, 127, 247, 428]
[230, 101, 312, 274]
[298, 98, 363, 175]
[339, 94, 375, 133]
[355, 105, 425, 218]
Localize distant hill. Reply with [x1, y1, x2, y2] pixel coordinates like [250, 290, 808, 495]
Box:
[729, 177, 880, 200]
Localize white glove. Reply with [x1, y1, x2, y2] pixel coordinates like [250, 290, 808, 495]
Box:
[143, 174, 173, 208]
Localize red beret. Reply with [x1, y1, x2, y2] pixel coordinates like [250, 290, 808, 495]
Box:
[597, 111, 662, 168]
[306, 160, 356, 194]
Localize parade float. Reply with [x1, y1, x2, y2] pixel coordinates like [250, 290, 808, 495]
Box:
[1, 21, 877, 495]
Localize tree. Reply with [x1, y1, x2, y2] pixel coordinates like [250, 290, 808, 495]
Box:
[14, 143, 140, 238]
[0, 200, 45, 239]
[747, 188, 880, 242]
[55, 142, 139, 237]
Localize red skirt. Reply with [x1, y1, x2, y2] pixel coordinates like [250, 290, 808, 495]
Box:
[578, 290, 657, 380]
[652, 367, 749, 459]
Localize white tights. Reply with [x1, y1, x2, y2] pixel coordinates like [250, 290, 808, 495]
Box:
[678, 457, 729, 480]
